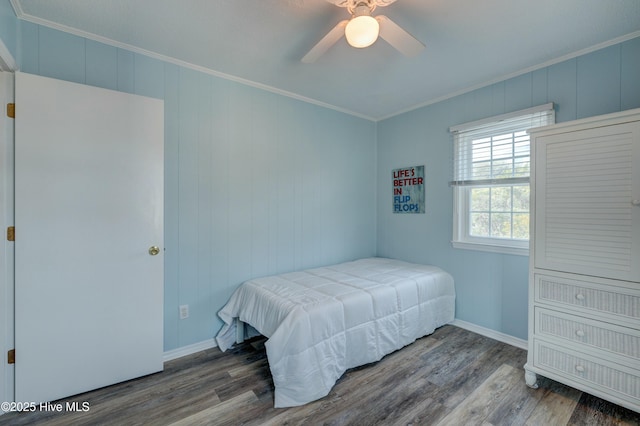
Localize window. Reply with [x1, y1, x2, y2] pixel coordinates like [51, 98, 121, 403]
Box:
[450, 103, 555, 255]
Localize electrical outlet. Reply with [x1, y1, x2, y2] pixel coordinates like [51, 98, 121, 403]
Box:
[179, 304, 189, 320]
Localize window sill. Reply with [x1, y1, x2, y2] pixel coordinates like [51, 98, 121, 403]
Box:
[451, 241, 529, 256]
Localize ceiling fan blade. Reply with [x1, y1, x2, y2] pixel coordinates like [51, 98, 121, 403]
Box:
[376, 15, 425, 57]
[324, 0, 350, 6]
[302, 20, 349, 63]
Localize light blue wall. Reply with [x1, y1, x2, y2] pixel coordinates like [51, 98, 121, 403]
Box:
[376, 36, 640, 340]
[0, 0, 16, 61]
[13, 21, 377, 351]
[3, 6, 639, 349]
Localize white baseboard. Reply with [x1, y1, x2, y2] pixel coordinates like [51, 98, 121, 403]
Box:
[451, 319, 528, 350]
[163, 339, 218, 362]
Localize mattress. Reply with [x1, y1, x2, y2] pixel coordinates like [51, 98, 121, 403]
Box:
[215, 257, 455, 407]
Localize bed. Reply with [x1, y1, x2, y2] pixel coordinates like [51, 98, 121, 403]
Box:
[215, 257, 455, 407]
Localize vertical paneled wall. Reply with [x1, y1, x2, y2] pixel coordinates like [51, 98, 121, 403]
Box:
[11, 6, 640, 350]
[17, 22, 377, 351]
[0, 0, 16, 61]
[376, 36, 640, 340]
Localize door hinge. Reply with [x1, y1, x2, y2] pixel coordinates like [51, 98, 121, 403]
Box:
[7, 349, 14, 364]
[6, 103, 14, 118]
[7, 226, 14, 242]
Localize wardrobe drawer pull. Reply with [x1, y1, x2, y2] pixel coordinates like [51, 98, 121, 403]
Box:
[575, 293, 585, 301]
[575, 365, 585, 373]
[575, 330, 585, 337]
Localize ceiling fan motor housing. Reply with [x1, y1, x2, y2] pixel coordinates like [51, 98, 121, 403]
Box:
[348, 0, 376, 15]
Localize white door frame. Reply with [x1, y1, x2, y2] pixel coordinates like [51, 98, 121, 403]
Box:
[0, 37, 17, 409]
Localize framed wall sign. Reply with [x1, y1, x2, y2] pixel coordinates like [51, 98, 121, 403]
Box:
[392, 165, 425, 214]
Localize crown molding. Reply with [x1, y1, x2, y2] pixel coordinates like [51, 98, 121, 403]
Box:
[379, 30, 640, 121]
[10, 1, 640, 123]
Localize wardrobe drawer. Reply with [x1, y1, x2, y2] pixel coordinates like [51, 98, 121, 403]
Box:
[535, 308, 640, 362]
[533, 340, 640, 401]
[534, 273, 640, 322]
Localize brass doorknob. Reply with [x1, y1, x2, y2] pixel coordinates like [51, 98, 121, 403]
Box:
[148, 246, 160, 256]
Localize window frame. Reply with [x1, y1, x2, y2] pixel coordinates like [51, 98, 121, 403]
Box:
[450, 103, 555, 256]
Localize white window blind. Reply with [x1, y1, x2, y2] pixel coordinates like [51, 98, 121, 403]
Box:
[451, 103, 555, 187]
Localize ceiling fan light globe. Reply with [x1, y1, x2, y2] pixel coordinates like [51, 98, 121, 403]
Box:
[345, 15, 379, 48]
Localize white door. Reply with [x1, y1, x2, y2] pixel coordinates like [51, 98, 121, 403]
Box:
[14, 71, 164, 403]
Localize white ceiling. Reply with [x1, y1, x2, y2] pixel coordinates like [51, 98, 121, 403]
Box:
[11, 0, 640, 120]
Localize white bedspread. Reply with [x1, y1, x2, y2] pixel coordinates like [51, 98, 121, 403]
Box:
[215, 257, 455, 407]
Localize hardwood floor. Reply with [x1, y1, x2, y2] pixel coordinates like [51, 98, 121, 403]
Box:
[1, 325, 638, 425]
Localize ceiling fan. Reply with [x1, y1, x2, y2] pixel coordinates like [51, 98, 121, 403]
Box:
[301, 0, 425, 63]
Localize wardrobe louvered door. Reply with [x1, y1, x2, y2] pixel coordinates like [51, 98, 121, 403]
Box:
[534, 120, 640, 282]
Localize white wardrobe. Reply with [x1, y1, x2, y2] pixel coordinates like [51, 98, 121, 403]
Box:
[524, 108, 640, 413]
